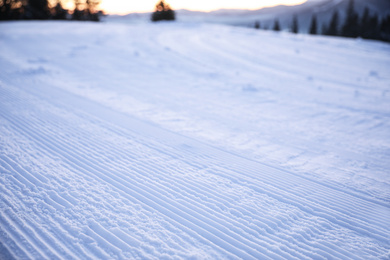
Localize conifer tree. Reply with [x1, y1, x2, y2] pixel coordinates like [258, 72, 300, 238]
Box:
[359, 7, 380, 39]
[367, 14, 380, 40]
[309, 15, 317, 35]
[151, 0, 175, 22]
[341, 0, 359, 38]
[321, 23, 328, 36]
[360, 7, 370, 38]
[291, 15, 298, 34]
[53, 1, 68, 20]
[254, 20, 260, 29]
[380, 15, 390, 42]
[325, 10, 339, 36]
[25, 0, 51, 19]
[0, 0, 23, 20]
[86, 0, 100, 21]
[72, 0, 85, 20]
[273, 19, 280, 31]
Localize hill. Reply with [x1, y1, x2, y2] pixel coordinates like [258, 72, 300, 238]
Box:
[0, 21, 390, 259]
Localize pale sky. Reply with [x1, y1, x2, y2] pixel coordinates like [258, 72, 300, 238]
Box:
[97, 0, 307, 15]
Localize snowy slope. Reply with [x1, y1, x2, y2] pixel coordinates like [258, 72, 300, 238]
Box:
[0, 21, 390, 259]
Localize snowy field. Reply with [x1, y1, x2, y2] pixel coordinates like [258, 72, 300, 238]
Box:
[0, 21, 390, 259]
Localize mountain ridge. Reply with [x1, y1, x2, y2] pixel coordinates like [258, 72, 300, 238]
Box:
[107, 0, 390, 33]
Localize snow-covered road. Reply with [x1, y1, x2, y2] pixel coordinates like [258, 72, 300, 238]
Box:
[1, 21, 390, 259]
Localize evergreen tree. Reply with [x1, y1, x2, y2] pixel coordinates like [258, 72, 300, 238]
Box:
[0, 0, 12, 20]
[1, 0, 101, 20]
[151, 0, 175, 22]
[360, 7, 370, 38]
[325, 10, 339, 36]
[368, 15, 380, 40]
[359, 7, 380, 40]
[321, 23, 328, 36]
[86, 0, 100, 21]
[52, 1, 68, 20]
[25, 0, 50, 19]
[380, 15, 390, 42]
[72, 0, 85, 20]
[309, 15, 317, 35]
[0, 0, 24, 20]
[71, 0, 101, 21]
[291, 15, 298, 34]
[273, 19, 280, 31]
[254, 20, 260, 29]
[341, 0, 359, 38]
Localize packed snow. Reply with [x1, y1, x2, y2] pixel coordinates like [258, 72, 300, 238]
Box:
[0, 21, 390, 259]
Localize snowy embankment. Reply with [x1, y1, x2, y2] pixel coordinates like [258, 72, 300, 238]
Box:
[0, 21, 390, 259]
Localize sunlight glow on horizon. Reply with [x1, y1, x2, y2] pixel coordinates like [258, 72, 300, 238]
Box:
[99, 0, 307, 15]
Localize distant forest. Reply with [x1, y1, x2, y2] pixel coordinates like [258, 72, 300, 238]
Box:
[260, 0, 390, 43]
[0, 0, 102, 21]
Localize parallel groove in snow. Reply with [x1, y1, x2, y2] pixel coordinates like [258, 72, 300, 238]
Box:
[1, 120, 240, 257]
[6, 84, 389, 244]
[1, 83, 389, 259]
[14, 98, 325, 259]
[1, 22, 390, 259]
[0, 104, 269, 259]
[0, 163, 97, 260]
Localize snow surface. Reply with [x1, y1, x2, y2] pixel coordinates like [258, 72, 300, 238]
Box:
[0, 21, 390, 259]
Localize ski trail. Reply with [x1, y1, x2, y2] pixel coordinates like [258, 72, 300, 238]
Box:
[1, 78, 389, 258]
[1, 22, 390, 259]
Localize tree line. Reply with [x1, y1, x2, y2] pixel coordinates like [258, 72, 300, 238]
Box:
[255, 0, 390, 43]
[0, 0, 102, 21]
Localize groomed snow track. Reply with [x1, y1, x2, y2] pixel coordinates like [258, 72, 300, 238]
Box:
[1, 22, 390, 259]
